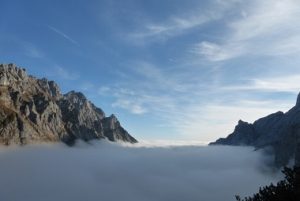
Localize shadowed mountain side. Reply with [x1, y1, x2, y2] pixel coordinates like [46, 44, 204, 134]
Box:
[210, 93, 300, 167]
[0, 63, 137, 145]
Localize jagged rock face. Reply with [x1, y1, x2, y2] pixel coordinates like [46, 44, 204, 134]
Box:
[58, 91, 106, 143]
[0, 63, 137, 145]
[210, 95, 300, 167]
[102, 114, 137, 143]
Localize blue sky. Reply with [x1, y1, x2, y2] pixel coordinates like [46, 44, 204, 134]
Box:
[1, 0, 300, 142]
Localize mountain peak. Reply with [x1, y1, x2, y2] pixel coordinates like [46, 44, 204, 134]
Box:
[0, 63, 137, 145]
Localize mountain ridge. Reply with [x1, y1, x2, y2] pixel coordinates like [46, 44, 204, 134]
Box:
[0, 63, 137, 145]
[210, 93, 300, 166]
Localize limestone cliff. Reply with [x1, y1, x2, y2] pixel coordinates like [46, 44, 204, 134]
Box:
[0, 63, 137, 145]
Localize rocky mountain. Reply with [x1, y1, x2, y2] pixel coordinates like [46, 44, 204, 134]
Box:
[210, 94, 300, 167]
[0, 63, 137, 145]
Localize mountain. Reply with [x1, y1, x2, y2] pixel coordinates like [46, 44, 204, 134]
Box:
[0, 63, 137, 145]
[210, 94, 300, 167]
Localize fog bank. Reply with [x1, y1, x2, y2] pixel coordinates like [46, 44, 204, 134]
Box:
[0, 141, 281, 201]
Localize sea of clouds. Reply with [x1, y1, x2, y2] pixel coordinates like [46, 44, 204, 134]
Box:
[0, 141, 282, 201]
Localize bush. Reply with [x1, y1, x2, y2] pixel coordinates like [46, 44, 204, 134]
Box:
[235, 167, 300, 201]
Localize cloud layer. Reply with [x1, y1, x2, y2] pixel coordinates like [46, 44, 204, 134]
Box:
[0, 142, 281, 201]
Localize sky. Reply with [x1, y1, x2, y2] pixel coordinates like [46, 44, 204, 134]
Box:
[1, 0, 300, 142]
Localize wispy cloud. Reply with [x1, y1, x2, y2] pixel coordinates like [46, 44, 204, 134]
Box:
[79, 82, 95, 92]
[23, 42, 44, 58]
[191, 41, 243, 62]
[229, 0, 299, 42]
[130, 15, 211, 41]
[112, 99, 147, 114]
[96, 60, 296, 141]
[222, 75, 300, 94]
[97, 85, 148, 115]
[48, 25, 80, 46]
[101, 61, 194, 117]
[56, 66, 79, 80]
[128, 0, 240, 43]
[195, 0, 300, 61]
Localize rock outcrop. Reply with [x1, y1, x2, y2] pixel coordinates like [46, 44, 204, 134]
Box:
[0, 63, 137, 145]
[210, 94, 300, 166]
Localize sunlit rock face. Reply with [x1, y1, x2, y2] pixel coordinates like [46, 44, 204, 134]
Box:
[0, 63, 137, 145]
[211, 93, 300, 167]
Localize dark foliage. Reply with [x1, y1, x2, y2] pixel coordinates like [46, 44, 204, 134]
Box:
[235, 167, 300, 201]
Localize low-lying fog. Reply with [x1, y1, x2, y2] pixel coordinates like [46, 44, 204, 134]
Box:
[0, 141, 282, 201]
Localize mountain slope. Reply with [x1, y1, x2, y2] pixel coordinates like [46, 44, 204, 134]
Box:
[210, 95, 300, 166]
[0, 63, 137, 145]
